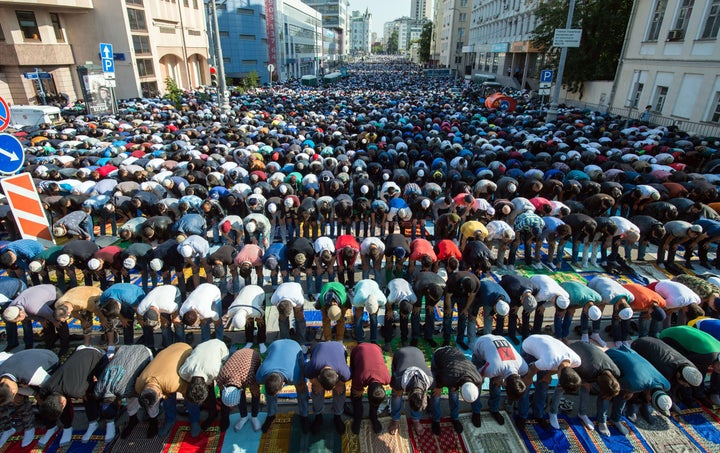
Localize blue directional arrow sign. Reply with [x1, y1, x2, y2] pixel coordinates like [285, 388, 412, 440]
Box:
[100, 42, 115, 74]
[0, 133, 25, 175]
[540, 69, 554, 83]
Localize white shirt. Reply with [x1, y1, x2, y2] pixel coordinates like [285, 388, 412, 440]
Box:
[271, 282, 305, 307]
[137, 286, 180, 315]
[178, 339, 229, 382]
[314, 236, 336, 254]
[550, 201, 569, 217]
[227, 285, 265, 319]
[387, 278, 417, 304]
[610, 216, 640, 237]
[179, 283, 221, 321]
[531, 275, 570, 303]
[636, 184, 660, 200]
[178, 235, 210, 259]
[473, 334, 529, 379]
[655, 280, 701, 308]
[522, 335, 582, 371]
[360, 237, 385, 255]
[588, 276, 634, 305]
[486, 220, 515, 241]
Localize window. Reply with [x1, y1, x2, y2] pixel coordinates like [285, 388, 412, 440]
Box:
[49, 13, 65, 42]
[653, 86, 669, 112]
[193, 0, 199, 8]
[632, 83, 644, 108]
[16, 11, 40, 41]
[140, 81, 158, 98]
[237, 8, 254, 15]
[183, 0, 189, 7]
[132, 35, 151, 54]
[127, 0, 143, 5]
[647, 0, 667, 40]
[702, 0, 720, 39]
[0, 23, 5, 42]
[127, 8, 147, 31]
[219, 31, 229, 37]
[710, 92, 720, 122]
[674, 0, 695, 32]
[242, 59, 258, 65]
[137, 58, 155, 77]
[240, 34, 255, 40]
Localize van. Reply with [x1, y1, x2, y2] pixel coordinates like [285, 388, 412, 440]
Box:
[9, 105, 64, 128]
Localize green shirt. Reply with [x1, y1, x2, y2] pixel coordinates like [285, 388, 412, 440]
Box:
[561, 281, 602, 307]
[659, 326, 720, 355]
[318, 282, 348, 308]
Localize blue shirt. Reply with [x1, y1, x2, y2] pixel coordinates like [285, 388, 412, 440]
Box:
[264, 243, 288, 270]
[695, 318, 720, 340]
[256, 339, 304, 385]
[99, 283, 146, 308]
[304, 341, 351, 381]
[6, 240, 45, 270]
[174, 214, 207, 236]
[606, 346, 670, 393]
[0, 277, 27, 300]
[695, 218, 720, 237]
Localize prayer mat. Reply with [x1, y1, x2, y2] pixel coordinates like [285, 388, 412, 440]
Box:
[673, 405, 720, 452]
[407, 417, 468, 453]
[342, 419, 361, 453]
[630, 411, 701, 453]
[258, 412, 293, 453]
[40, 429, 111, 453]
[631, 262, 674, 282]
[565, 416, 653, 453]
[514, 267, 587, 285]
[0, 429, 52, 453]
[518, 415, 589, 453]
[219, 413, 265, 453]
[109, 421, 168, 453]
[94, 235, 120, 248]
[458, 412, 527, 453]
[161, 422, 224, 453]
[568, 262, 606, 274]
[350, 415, 411, 453]
[288, 413, 343, 453]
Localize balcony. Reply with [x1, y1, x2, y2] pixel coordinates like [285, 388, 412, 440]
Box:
[0, 42, 75, 66]
[0, 0, 93, 9]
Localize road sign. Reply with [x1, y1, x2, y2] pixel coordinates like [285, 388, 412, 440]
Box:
[553, 28, 582, 47]
[538, 88, 551, 95]
[105, 79, 117, 88]
[0, 133, 24, 174]
[100, 42, 115, 74]
[0, 172, 54, 247]
[23, 72, 51, 80]
[267, 64, 275, 73]
[539, 82, 552, 89]
[540, 70, 554, 83]
[0, 97, 9, 132]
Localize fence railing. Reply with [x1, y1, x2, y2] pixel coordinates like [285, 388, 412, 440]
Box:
[559, 99, 720, 138]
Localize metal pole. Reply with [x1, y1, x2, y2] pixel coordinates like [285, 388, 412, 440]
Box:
[546, 0, 576, 122]
[209, 0, 230, 111]
[35, 68, 47, 105]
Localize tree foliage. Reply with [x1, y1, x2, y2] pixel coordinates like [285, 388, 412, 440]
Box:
[387, 29, 399, 54]
[531, 0, 632, 96]
[163, 77, 183, 109]
[419, 21, 432, 63]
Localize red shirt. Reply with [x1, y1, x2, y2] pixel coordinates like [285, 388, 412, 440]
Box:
[96, 165, 118, 178]
[94, 245, 124, 270]
[436, 239, 462, 261]
[335, 235, 360, 256]
[350, 343, 390, 392]
[409, 238, 437, 262]
[529, 197, 552, 213]
[234, 244, 264, 266]
[623, 283, 667, 311]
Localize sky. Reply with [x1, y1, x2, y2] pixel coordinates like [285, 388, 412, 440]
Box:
[349, 0, 410, 37]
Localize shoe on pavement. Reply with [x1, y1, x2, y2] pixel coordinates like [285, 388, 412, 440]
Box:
[451, 419, 463, 433]
[472, 412, 482, 427]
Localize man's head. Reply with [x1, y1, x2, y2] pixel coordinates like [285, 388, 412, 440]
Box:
[143, 307, 160, 328]
[54, 303, 71, 323]
[53, 225, 68, 238]
[2, 306, 24, 323]
[558, 366, 582, 393]
[186, 376, 209, 404]
[408, 388, 427, 412]
[265, 372, 285, 396]
[0, 378, 18, 406]
[139, 386, 160, 413]
[320, 250, 333, 266]
[38, 392, 66, 427]
[212, 264, 226, 279]
[277, 300, 293, 320]
[368, 382, 386, 407]
[504, 373, 527, 401]
[420, 254, 433, 269]
[678, 365, 703, 387]
[182, 309, 199, 327]
[426, 284, 444, 304]
[239, 261, 253, 278]
[0, 251, 16, 268]
[318, 367, 339, 391]
[100, 299, 122, 320]
[597, 370, 621, 400]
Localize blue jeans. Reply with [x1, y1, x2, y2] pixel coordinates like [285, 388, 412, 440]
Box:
[518, 370, 550, 419]
[267, 387, 308, 417]
[355, 309, 378, 343]
[163, 393, 200, 425]
[431, 388, 460, 422]
[553, 310, 574, 339]
[391, 393, 421, 421]
[443, 296, 464, 343]
[579, 385, 609, 423]
[580, 309, 601, 335]
[200, 298, 223, 342]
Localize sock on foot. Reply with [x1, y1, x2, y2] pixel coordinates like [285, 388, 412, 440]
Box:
[613, 421, 629, 435]
[39, 426, 58, 446]
[549, 413, 560, 430]
[21, 428, 34, 447]
[82, 421, 99, 443]
[251, 417, 262, 432]
[234, 416, 249, 432]
[598, 422, 610, 436]
[579, 415, 594, 431]
[581, 333, 589, 342]
[0, 428, 16, 448]
[105, 422, 116, 442]
[59, 427, 73, 446]
[590, 333, 607, 347]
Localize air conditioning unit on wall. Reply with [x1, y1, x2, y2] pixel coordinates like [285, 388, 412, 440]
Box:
[667, 29, 685, 41]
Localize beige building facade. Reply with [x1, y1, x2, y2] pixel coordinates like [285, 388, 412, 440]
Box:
[0, 0, 209, 105]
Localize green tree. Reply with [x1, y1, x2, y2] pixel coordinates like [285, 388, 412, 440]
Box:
[532, 0, 632, 96]
[163, 77, 183, 109]
[371, 42, 384, 54]
[418, 21, 432, 63]
[387, 29, 399, 55]
[244, 71, 260, 90]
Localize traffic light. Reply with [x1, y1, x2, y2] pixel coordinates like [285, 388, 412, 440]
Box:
[210, 67, 218, 87]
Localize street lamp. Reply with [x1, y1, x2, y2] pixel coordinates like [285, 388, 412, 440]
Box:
[206, 0, 230, 111]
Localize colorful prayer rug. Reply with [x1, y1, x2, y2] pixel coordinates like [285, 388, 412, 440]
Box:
[161, 422, 224, 453]
[672, 405, 720, 452]
[629, 411, 701, 453]
[458, 412, 527, 453]
[258, 412, 293, 453]
[40, 429, 111, 453]
[288, 413, 343, 453]
[407, 417, 468, 453]
[219, 413, 265, 453]
[518, 416, 588, 453]
[564, 416, 653, 453]
[352, 416, 411, 453]
[109, 420, 168, 453]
